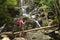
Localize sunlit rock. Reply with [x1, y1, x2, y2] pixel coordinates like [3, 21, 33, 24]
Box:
[13, 37, 26, 40]
[55, 31, 59, 34]
[1, 35, 10, 40]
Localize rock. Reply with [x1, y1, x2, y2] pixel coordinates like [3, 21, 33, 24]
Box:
[13, 37, 26, 40]
[55, 31, 59, 34]
[26, 31, 51, 40]
[2, 37, 10, 40]
[1, 35, 10, 40]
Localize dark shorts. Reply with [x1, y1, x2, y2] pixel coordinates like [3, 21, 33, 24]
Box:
[17, 25, 23, 31]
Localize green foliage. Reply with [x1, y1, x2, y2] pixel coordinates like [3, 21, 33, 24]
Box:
[0, 0, 17, 26]
[35, 0, 54, 10]
[0, 13, 12, 26]
[39, 5, 49, 10]
[35, 0, 60, 19]
[6, 0, 17, 7]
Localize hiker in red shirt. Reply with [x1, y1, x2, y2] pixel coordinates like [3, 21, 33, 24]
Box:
[16, 18, 24, 31]
[16, 19, 24, 27]
[16, 18, 24, 36]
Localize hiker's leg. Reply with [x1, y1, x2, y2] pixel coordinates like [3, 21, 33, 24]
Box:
[19, 26, 22, 37]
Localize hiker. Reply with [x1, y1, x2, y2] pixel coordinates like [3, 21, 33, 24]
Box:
[16, 18, 24, 30]
[16, 18, 24, 26]
[16, 18, 24, 36]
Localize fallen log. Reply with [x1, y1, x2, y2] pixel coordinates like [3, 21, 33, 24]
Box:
[14, 24, 58, 34]
[0, 24, 58, 35]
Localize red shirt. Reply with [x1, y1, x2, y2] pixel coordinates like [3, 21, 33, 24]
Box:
[16, 20, 24, 27]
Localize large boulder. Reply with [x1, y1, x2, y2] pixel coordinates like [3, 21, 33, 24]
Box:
[26, 30, 51, 40]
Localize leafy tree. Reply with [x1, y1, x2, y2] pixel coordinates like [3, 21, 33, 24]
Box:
[0, 0, 17, 27]
[6, 0, 17, 7]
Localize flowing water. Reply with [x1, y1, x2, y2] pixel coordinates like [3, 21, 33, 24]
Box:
[20, 0, 41, 27]
[0, 24, 6, 32]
